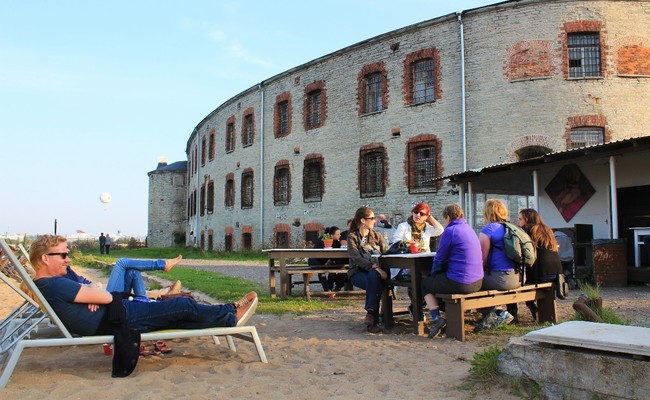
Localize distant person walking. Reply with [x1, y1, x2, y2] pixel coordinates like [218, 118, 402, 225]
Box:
[99, 233, 106, 254]
[105, 234, 112, 255]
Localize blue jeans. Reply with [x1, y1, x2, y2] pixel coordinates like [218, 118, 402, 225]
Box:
[123, 297, 237, 332]
[350, 269, 384, 320]
[106, 258, 166, 297]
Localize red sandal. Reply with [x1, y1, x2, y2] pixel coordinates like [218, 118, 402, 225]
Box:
[152, 340, 172, 354]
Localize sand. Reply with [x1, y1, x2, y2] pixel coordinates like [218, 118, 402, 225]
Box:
[2, 264, 648, 399]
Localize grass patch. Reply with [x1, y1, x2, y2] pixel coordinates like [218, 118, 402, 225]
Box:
[86, 247, 268, 263]
[469, 345, 504, 384]
[571, 282, 629, 325]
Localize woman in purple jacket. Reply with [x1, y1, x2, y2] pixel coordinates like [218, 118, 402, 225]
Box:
[421, 204, 483, 338]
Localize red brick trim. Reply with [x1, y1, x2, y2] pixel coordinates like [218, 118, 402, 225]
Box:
[225, 115, 236, 153]
[274, 160, 291, 206]
[274, 92, 293, 138]
[358, 143, 388, 198]
[403, 48, 442, 105]
[241, 107, 255, 147]
[564, 115, 611, 147]
[357, 62, 388, 115]
[503, 40, 554, 81]
[404, 134, 443, 193]
[615, 36, 650, 76]
[559, 20, 608, 78]
[304, 81, 327, 130]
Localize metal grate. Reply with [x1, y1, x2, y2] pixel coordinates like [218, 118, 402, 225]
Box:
[365, 72, 382, 113]
[568, 33, 601, 78]
[207, 182, 214, 213]
[243, 115, 253, 146]
[274, 166, 290, 205]
[303, 159, 323, 202]
[307, 91, 321, 128]
[241, 172, 253, 208]
[276, 231, 289, 248]
[278, 101, 289, 135]
[411, 144, 437, 191]
[570, 127, 604, 148]
[360, 150, 385, 197]
[412, 59, 434, 104]
[226, 123, 235, 152]
[225, 179, 234, 208]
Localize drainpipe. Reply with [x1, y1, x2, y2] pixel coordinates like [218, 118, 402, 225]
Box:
[532, 169, 539, 210]
[609, 156, 618, 239]
[457, 12, 467, 172]
[259, 82, 265, 247]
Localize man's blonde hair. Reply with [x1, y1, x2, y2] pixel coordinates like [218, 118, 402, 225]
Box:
[29, 234, 67, 271]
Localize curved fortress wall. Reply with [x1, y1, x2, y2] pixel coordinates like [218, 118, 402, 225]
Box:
[181, 0, 650, 250]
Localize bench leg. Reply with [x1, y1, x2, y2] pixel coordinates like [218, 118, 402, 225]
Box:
[537, 292, 557, 323]
[303, 273, 312, 301]
[443, 300, 465, 341]
[269, 261, 277, 299]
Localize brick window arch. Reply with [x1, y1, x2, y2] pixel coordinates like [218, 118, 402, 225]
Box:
[303, 154, 324, 202]
[274, 92, 292, 137]
[274, 160, 291, 206]
[565, 115, 610, 149]
[358, 62, 388, 115]
[241, 168, 254, 209]
[224, 172, 235, 208]
[273, 223, 291, 248]
[405, 135, 442, 194]
[560, 21, 608, 79]
[225, 115, 236, 153]
[359, 143, 387, 198]
[241, 107, 255, 147]
[304, 81, 327, 130]
[403, 48, 441, 105]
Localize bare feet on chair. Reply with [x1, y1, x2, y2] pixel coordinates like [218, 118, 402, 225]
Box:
[165, 255, 183, 272]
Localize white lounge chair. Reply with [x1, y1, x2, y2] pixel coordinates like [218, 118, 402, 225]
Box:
[0, 239, 267, 388]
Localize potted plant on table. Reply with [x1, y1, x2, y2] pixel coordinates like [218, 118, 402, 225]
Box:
[321, 233, 334, 248]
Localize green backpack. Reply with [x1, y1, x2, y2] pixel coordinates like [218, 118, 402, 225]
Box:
[497, 222, 537, 269]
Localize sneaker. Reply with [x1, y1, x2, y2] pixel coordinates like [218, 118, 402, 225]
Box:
[235, 292, 258, 326]
[474, 311, 499, 333]
[428, 317, 446, 338]
[367, 324, 382, 334]
[495, 310, 514, 327]
[364, 311, 376, 327]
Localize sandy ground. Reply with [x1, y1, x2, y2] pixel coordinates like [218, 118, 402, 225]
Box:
[1, 263, 649, 399]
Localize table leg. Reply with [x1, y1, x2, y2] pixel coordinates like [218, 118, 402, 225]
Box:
[269, 258, 277, 298]
[410, 263, 425, 336]
[381, 281, 395, 329]
[279, 256, 289, 299]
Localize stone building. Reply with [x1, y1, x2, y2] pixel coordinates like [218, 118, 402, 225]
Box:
[147, 159, 188, 247]
[151, 0, 650, 250]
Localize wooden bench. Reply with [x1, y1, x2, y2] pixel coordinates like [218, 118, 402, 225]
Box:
[269, 266, 360, 300]
[436, 282, 556, 341]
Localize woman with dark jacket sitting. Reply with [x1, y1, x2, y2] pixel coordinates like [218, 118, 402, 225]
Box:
[307, 226, 348, 292]
[508, 208, 563, 322]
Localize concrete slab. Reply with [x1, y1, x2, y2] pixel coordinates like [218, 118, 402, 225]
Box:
[524, 321, 650, 357]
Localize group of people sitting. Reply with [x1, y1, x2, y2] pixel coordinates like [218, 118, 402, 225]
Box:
[345, 199, 563, 336]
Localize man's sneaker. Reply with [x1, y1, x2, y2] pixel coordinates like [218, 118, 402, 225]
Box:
[495, 310, 514, 327]
[235, 292, 258, 326]
[428, 317, 446, 338]
[474, 310, 499, 333]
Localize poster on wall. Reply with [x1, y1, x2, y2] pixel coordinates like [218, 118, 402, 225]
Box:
[545, 164, 596, 222]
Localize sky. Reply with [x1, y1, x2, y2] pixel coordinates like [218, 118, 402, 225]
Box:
[0, 0, 494, 238]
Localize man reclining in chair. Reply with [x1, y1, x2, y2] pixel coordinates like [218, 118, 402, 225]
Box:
[29, 235, 258, 337]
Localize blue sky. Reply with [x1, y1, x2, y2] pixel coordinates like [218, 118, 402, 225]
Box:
[0, 0, 494, 238]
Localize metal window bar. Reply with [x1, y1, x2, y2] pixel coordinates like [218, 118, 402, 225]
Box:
[242, 174, 253, 207]
[361, 151, 384, 196]
[308, 92, 321, 127]
[226, 124, 235, 152]
[412, 59, 434, 104]
[570, 127, 604, 148]
[568, 33, 600, 77]
[365, 73, 382, 113]
[304, 161, 322, 201]
[276, 168, 289, 204]
[278, 101, 289, 134]
[225, 180, 234, 207]
[276, 231, 289, 248]
[244, 116, 253, 146]
[414, 145, 437, 189]
[207, 182, 214, 212]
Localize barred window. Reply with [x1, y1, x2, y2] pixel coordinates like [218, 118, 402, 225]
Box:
[241, 172, 254, 208]
[568, 33, 601, 78]
[243, 114, 254, 147]
[307, 90, 321, 129]
[200, 184, 205, 216]
[274, 165, 290, 205]
[409, 142, 438, 193]
[278, 101, 289, 136]
[359, 150, 385, 198]
[275, 231, 289, 248]
[206, 181, 214, 214]
[570, 127, 604, 148]
[303, 158, 323, 202]
[201, 137, 206, 165]
[364, 72, 383, 113]
[412, 59, 435, 104]
[225, 178, 235, 208]
[208, 132, 215, 160]
[226, 122, 235, 153]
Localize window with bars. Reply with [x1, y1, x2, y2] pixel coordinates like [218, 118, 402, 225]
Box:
[208, 132, 215, 160]
[303, 158, 323, 202]
[278, 101, 289, 136]
[409, 142, 438, 193]
[200, 184, 205, 216]
[275, 231, 289, 248]
[192, 189, 197, 216]
[307, 90, 322, 129]
[243, 114, 254, 147]
[570, 127, 604, 148]
[226, 123, 235, 153]
[225, 178, 235, 208]
[274, 165, 290, 205]
[364, 72, 383, 113]
[359, 150, 385, 197]
[412, 59, 435, 104]
[207, 181, 214, 214]
[568, 33, 601, 78]
[305, 230, 319, 247]
[241, 172, 254, 208]
[201, 137, 206, 165]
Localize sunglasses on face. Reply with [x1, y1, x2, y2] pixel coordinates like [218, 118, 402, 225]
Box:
[47, 252, 69, 259]
[412, 211, 428, 217]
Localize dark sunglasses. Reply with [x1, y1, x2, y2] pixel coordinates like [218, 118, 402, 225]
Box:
[47, 252, 69, 259]
[412, 211, 428, 216]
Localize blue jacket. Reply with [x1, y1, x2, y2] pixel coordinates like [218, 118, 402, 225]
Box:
[431, 218, 483, 284]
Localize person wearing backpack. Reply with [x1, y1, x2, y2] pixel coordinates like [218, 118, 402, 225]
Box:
[508, 208, 564, 322]
[475, 199, 521, 332]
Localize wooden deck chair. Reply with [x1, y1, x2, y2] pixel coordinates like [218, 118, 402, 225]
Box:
[0, 239, 267, 388]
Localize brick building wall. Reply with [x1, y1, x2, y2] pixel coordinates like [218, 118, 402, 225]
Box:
[147, 161, 187, 247]
[169, 0, 650, 250]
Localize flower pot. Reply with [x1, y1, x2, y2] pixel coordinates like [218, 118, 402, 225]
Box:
[322, 239, 334, 248]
